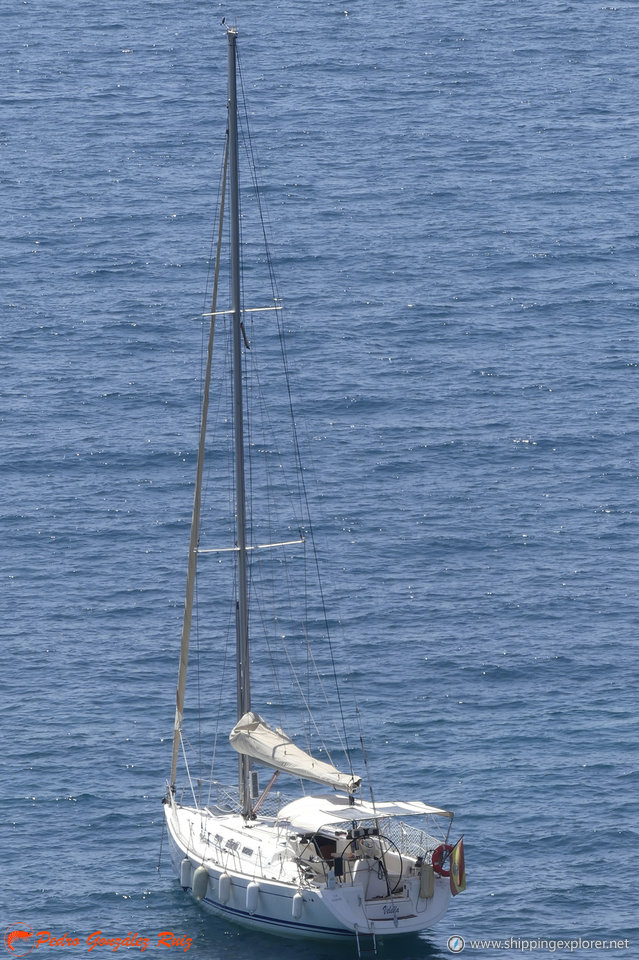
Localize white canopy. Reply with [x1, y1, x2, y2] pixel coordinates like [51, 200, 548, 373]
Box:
[229, 712, 361, 793]
[277, 794, 453, 833]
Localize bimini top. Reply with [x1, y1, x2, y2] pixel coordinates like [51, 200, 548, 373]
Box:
[230, 712, 362, 794]
[276, 794, 454, 834]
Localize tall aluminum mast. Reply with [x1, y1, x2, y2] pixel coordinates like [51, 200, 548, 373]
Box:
[227, 26, 252, 819]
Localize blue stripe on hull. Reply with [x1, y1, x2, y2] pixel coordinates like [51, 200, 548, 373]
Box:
[195, 892, 356, 940]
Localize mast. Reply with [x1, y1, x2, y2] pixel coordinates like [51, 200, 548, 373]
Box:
[170, 26, 251, 815]
[227, 26, 252, 819]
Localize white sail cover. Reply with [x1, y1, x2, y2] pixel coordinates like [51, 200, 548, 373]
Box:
[230, 712, 361, 793]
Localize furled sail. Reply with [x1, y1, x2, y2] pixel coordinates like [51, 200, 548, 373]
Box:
[230, 712, 361, 793]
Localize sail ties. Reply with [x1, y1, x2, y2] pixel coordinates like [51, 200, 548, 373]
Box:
[230, 712, 362, 794]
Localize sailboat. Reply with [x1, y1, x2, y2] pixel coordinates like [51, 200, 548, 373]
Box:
[163, 26, 465, 952]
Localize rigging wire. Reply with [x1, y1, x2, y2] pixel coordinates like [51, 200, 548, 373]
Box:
[181, 40, 367, 798]
[194, 132, 229, 786]
[235, 70, 335, 756]
[237, 45, 358, 778]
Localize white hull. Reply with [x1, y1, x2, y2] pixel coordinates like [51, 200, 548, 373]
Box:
[163, 794, 452, 943]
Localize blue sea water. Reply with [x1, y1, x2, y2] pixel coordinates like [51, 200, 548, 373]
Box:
[2, 1, 638, 958]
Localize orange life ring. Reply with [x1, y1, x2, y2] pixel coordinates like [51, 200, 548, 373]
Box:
[432, 843, 453, 877]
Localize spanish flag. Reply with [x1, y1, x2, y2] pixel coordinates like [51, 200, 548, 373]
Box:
[449, 837, 466, 896]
